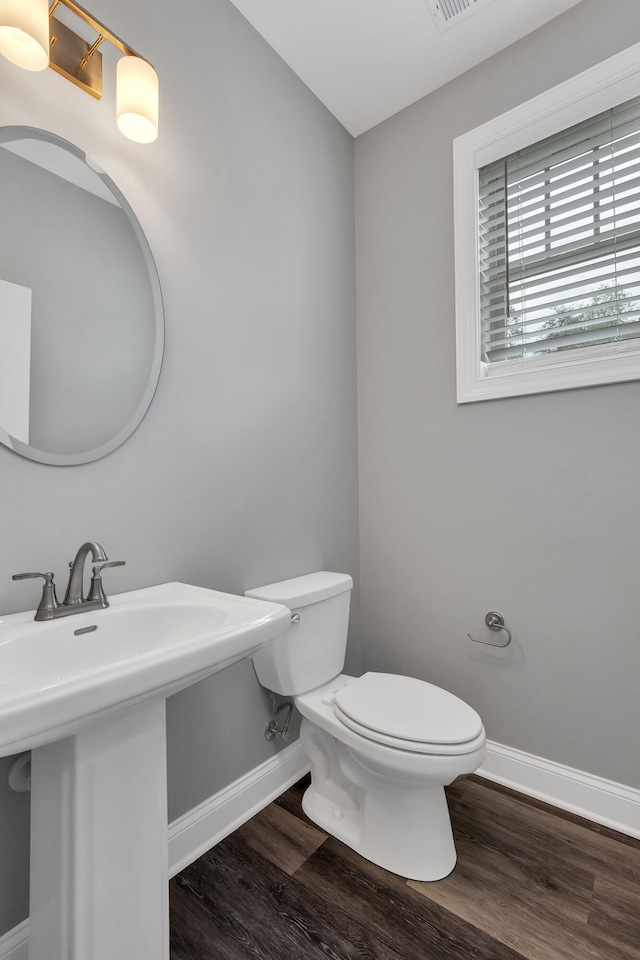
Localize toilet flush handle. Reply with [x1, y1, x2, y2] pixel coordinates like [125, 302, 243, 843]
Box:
[290, 613, 301, 624]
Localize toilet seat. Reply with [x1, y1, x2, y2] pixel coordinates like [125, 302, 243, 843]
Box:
[331, 672, 484, 756]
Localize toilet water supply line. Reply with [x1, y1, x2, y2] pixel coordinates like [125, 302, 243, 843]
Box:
[265, 694, 294, 741]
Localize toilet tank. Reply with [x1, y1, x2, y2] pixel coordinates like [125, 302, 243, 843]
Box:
[245, 571, 353, 696]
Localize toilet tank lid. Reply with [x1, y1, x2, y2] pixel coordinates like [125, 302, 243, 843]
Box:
[245, 571, 353, 608]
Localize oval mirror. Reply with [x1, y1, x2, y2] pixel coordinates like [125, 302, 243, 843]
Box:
[0, 126, 164, 465]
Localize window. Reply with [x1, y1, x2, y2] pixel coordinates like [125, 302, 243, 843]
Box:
[454, 43, 640, 402]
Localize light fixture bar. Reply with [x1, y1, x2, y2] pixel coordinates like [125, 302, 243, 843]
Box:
[49, 0, 141, 59]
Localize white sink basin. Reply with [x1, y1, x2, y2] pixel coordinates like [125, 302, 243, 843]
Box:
[0, 580, 290, 756]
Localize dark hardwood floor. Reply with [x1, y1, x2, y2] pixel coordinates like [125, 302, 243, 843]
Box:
[170, 774, 640, 960]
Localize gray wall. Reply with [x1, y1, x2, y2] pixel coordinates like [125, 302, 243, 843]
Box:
[356, 0, 640, 792]
[0, 0, 359, 936]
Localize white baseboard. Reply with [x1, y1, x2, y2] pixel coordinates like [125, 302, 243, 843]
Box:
[480, 739, 640, 839]
[0, 742, 310, 960]
[168, 740, 310, 876]
[0, 921, 27, 960]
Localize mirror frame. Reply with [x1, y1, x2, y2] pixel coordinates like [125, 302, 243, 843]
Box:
[0, 126, 164, 466]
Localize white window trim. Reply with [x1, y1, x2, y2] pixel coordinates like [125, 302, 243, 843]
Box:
[454, 41, 640, 403]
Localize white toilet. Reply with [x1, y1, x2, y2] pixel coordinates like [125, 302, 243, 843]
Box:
[246, 571, 486, 881]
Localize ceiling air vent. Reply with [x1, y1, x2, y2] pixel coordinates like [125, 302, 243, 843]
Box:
[425, 0, 495, 32]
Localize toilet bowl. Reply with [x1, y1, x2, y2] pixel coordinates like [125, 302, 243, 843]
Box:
[246, 572, 486, 881]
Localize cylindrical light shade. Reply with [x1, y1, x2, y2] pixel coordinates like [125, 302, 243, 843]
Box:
[116, 56, 159, 144]
[0, 0, 49, 71]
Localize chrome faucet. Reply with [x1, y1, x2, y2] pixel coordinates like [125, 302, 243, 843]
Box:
[13, 541, 125, 621]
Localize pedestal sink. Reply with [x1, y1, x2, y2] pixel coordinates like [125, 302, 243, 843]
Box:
[0, 582, 291, 960]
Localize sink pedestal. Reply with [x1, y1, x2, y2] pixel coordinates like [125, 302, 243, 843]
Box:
[29, 699, 169, 960]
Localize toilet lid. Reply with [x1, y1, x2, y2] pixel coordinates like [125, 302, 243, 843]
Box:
[332, 673, 483, 746]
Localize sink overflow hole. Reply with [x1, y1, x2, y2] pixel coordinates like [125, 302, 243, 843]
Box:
[74, 625, 98, 636]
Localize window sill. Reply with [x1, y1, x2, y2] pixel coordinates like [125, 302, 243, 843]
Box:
[456, 341, 640, 402]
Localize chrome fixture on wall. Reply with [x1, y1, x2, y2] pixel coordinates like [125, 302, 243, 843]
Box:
[0, 0, 159, 142]
[467, 611, 512, 647]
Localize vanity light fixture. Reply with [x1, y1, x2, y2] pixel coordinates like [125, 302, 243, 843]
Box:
[0, 0, 159, 143]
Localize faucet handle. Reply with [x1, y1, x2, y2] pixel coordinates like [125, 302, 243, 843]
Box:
[87, 561, 125, 606]
[92, 561, 126, 573]
[12, 570, 55, 582]
[12, 571, 60, 621]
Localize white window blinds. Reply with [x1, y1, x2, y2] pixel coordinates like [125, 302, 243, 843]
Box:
[479, 95, 640, 364]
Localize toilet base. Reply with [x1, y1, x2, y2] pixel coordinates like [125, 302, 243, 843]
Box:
[301, 777, 457, 881]
[299, 719, 460, 881]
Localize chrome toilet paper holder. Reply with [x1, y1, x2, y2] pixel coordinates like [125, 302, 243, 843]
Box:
[468, 611, 512, 647]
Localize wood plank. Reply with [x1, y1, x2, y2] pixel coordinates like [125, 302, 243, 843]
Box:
[234, 801, 327, 875]
[171, 830, 409, 960]
[588, 876, 640, 955]
[457, 780, 640, 888]
[447, 781, 597, 919]
[293, 834, 527, 960]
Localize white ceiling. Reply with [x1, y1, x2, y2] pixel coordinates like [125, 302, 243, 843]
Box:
[227, 0, 585, 137]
